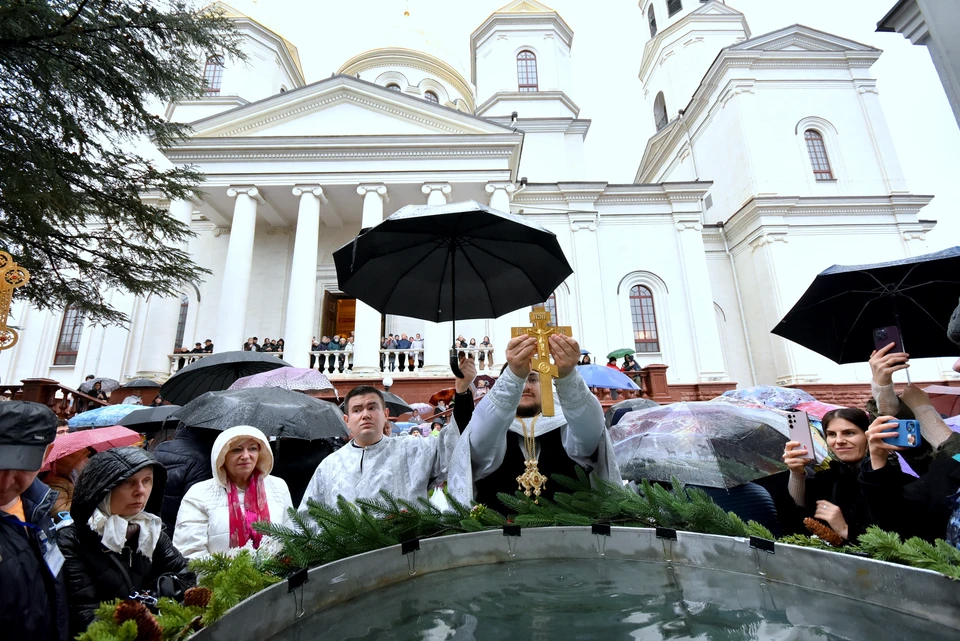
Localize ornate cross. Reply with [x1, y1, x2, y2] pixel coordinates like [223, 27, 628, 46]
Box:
[511, 307, 571, 416]
[0, 251, 29, 351]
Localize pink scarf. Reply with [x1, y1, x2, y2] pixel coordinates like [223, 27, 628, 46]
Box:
[227, 469, 271, 549]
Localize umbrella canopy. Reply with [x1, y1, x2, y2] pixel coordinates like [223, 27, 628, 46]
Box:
[78, 377, 120, 394]
[68, 404, 145, 428]
[170, 387, 348, 440]
[121, 378, 161, 388]
[610, 402, 790, 489]
[408, 402, 433, 416]
[333, 200, 573, 323]
[117, 405, 181, 433]
[159, 350, 292, 406]
[229, 368, 337, 396]
[772, 246, 960, 363]
[922, 385, 960, 418]
[606, 348, 634, 360]
[41, 425, 142, 472]
[339, 390, 412, 418]
[576, 364, 640, 391]
[716, 386, 816, 411]
[429, 388, 456, 408]
[604, 397, 660, 428]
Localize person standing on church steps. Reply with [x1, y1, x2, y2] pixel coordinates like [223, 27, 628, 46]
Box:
[447, 334, 621, 508]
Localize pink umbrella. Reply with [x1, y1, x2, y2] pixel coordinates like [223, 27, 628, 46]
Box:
[922, 385, 960, 418]
[42, 425, 142, 472]
[409, 402, 433, 416]
[229, 368, 337, 398]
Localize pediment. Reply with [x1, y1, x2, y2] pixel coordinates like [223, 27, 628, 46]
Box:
[496, 0, 556, 13]
[187, 75, 511, 139]
[690, 1, 745, 17]
[729, 25, 878, 53]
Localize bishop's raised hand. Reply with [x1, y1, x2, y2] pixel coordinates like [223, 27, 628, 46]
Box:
[505, 335, 537, 380]
[549, 333, 581, 379]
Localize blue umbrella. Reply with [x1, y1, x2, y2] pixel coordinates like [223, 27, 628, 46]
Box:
[576, 364, 640, 390]
[68, 404, 145, 428]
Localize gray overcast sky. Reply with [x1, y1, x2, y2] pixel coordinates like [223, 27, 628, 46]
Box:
[231, 0, 960, 247]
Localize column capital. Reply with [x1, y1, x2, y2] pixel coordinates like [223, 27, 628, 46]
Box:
[672, 212, 703, 232]
[357, 183, 389, 202]
[484, 182, 516, 195]
[421, 183, 452, 195]
[226, 186, 264, 204]
[292, 186, 327, 203]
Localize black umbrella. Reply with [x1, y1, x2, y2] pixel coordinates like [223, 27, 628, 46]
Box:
[159, 350, 292, 405]
[772, 246, 960, 364]
[338, 390, 412, 418]
[117, 405, 181, 434]
[122, 378, 161, 388]
[169, 387, 349, 440]
[333, 200, 573, 376]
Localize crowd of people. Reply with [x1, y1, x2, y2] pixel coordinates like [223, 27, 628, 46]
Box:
[312, 334, 355, 372]
[3, 300, 958, 641]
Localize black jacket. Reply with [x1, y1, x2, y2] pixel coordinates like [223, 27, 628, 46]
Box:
[0, 478, 69, 641]
[860, 432, 960, 543]
[788, 456, 912, 543]
[60, 447, 194, 638]
[152, 426, 217, 534]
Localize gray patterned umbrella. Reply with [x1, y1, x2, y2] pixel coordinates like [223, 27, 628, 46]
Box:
[169, 387, 348, 440]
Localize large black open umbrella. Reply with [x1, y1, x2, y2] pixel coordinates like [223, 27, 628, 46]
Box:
[338, 390, 412, 418]
[772, 246, 960, 363]
[117, 405, 181, 434]
[169, 387, 348, 440]
[159, 350, 291, 405]
[333, 200, 573, 376]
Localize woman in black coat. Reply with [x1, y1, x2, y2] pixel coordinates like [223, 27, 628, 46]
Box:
[58, 447, 195, 638]
[781, 407, 912, 543]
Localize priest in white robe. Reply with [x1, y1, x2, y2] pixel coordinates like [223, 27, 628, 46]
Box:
[447, 333, 621, 507]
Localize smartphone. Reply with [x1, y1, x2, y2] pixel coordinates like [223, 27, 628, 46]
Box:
[873, 325, 903, 354]
[786, 410, 822, 464]
[881, 419, 922, 448]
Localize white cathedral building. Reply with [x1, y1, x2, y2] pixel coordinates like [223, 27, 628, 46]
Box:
[3, 0, 957, 394]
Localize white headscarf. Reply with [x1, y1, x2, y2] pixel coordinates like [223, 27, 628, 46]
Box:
[87, 494, 163, 558]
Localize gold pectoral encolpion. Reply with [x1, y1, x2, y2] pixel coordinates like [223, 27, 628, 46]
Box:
[516, 459, 547, 502]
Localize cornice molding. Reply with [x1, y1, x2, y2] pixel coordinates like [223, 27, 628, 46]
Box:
[475, 90, 580, 118]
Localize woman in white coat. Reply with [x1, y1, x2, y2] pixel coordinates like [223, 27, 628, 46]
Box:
[173, 425, 294, 559]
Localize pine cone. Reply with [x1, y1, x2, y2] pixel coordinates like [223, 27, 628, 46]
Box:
[183, 586, 212, 608]
[114, 599, 163, 641]
[803, 517, 845, 547]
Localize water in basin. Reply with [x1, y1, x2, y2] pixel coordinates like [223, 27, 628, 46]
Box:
[272, 559, 955, 640]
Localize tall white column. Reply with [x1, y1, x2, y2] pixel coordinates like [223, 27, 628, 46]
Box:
[214, 187, 260, 353]
[569, 212, 609, 357]
[421, 183, 454, 374]
[485, 182, 515, 213]
[136, 198, 195, 378]
[671, 208, 728, 382]
[283, 187, 324, 369]
[352, 184, 389, 376]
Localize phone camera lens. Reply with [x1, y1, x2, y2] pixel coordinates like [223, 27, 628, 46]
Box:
[876, 328, 887, 340]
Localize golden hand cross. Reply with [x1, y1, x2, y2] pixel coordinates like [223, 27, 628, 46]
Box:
[511, 307, 571, 417]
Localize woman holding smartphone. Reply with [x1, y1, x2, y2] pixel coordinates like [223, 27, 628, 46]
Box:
[781, 408, 911, 543]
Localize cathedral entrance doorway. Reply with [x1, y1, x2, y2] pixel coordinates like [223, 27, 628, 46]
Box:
[320, 292, 356, 339]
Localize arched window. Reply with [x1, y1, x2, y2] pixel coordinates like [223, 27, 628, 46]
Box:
[629, 286, 660, 353]
[534, 293, 558, 327]
[386, 83, 401, 91]
[667, 0, 683, 17]
[654, 92, 668, 132]
[174, 294, 189, 350]
[804, 130, 834, 181]
[648, 5, 658, 38]
[517, 50, 538, 92]
[203, 55, 224, 96]
[54, 305, 84, 365]
[423, 90, 439, 103]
